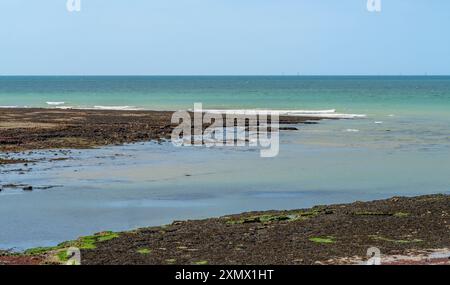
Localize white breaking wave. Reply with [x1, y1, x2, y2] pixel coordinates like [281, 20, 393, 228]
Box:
[53, 105, 142, 110]
[303, 113, 366, 119]
[198, 109, 366, 119]
[197, 109, 336, 115]
[92, 105, 143, 111]
[46, 102, 65, 106]
[0, 105, 366, 119]
[55, 106, 74, 110]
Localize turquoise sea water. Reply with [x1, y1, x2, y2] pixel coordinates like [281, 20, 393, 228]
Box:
[1, 76, 450, 250]
[1, 76, 450, 117]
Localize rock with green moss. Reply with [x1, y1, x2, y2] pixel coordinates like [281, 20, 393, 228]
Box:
[165, 258, 177, 264]
[226, 209, 323, 225]
[137, 248, 152, 255]
[309, 236, 335, 244]
[24, 231, 121, 260]
[369, 235, 422, 243]
[353, 211, 410, 217]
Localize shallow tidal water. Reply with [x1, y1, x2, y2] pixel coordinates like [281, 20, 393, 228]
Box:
[1, 115, 449, 250]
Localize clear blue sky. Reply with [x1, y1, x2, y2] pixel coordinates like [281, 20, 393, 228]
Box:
[1, 0, 449, 75]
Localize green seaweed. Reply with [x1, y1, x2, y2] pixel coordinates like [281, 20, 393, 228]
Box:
[24, 231, 120, 255]
[309, 236, 335, 244]
[165, 258, 177, 264]
[353, 211, 409, 217]
[96, 232, 120, 242]
[226, 209, 322, 225]
[61, 231, 119, 249]
[57, 250, 70, 262]
[369, 235, 423, 243]
[193, 260, 209, 265]
[393, 212, 409, 217]
[137, 248, 152, 255]
[353, 211, 393, 216]
[24, 246, 58, 256]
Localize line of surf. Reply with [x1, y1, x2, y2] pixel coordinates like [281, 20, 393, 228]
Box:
[0, 106, 366, 118]
[198, 109, 366, 119]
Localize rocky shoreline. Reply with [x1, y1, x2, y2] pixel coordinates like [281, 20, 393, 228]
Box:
[0, 108, 320, 154]
[0, 108, 176, 153]
[1, 194, 449, 265]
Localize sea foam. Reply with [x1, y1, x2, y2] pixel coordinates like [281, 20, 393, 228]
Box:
[92, 106, 143, 111]
[199, 109, 366, 119]
[46, 102, 65, 106]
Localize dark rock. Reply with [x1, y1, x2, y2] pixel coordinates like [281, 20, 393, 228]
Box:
[324, 209, 334, 215]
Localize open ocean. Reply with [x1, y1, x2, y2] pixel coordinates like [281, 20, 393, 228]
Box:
[1, 76, 450, 250]
[1, 76, 449, 115]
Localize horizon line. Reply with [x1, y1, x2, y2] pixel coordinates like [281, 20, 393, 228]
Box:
[1, 74, 450, 77]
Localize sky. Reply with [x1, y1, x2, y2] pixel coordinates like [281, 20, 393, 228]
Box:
[0, 0, 449, 75]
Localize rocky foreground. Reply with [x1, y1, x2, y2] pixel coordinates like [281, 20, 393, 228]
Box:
[1, 194, 449, 265]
